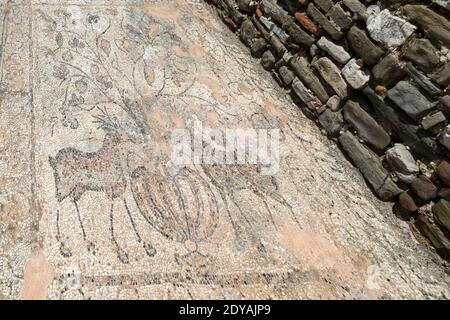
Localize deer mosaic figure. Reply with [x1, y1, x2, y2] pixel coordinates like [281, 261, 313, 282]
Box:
[49, 107, 156, 263]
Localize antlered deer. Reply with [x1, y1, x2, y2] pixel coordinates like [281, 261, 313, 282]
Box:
[49, 108, 156, 263]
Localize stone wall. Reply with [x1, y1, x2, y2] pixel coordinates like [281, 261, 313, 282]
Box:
[205, 0, 450, 260]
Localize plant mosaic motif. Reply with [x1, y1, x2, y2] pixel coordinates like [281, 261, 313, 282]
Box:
[0, 0, 449, 300]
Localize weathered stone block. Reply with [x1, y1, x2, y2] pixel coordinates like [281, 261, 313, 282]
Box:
[237, 0, 256, 13]
[432, 63, 450, 88]
[307, 3, 343, 41]
[347, 26, 384, 65]
[387, 81, 435, 121]
[437, 160, 450, 187]
[316, 37, 351, 65]
[363, 88, 440, 160]
[343, 0, 368, 21]
[421, 112, 446, 130]
[342, 59, 370, 90]
[440, 95, 450, 115]
[291, 77, 322, 110]
[404, 5, 450, 46]
[398, 192, 418, 214]
[439, 125, 450, 152]
[261, 50, 276, 70]
[241, 19, 258, 43]
[367, 9, 416, 50]
[403, 38, 440, 73]
[279, 66, 295, 86]
[327, 4, 352, 30]
[405, 63, 442, 97]
[432, 199, 450, 233]
[312, 57, 348, 98]
[313, 0, 333, 13]
[372, 54, 406, 88]
[411, 175, 437, 202]
[385, 143, 419, 184]
[289, 54, 329, 103]
[416, 215, 450, 259]
[249, 38, 267, 58]
[284, 21, 315, 46]
[343, 100, 391, 153]
[319, 109, 344, 137]
[338, 131, 402, 200]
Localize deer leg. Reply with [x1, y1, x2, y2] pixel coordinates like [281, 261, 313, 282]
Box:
[222, 192, 251, 251]
[73, 200, 86, 240]
[124, 198, 156, 257]
[56, 209, 72, 258]
[109, 198, 129, 264]
[74, 200, 96, 255]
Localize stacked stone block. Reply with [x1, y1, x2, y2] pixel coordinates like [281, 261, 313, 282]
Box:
[206, 0, 450, 261]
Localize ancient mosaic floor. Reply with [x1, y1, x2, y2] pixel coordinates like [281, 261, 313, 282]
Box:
[0, 0, 449, 299]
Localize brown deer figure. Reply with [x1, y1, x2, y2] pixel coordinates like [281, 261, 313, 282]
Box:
[49, 108, 156, 263]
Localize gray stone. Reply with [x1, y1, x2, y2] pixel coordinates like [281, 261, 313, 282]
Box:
[251, 16, 287, 58]
[284, 22, 315, 47]
[291, 77, 322, 111]
[385, 143, 419, 184]
[363, 87, 440, 160]
[289, 54, 330, 103]
[249, 38, 267, 58]
[433, 199, 450, 233]
[307, 3, 343, 41]
[372, 54, 406, 88]
[387, 81, 435, 121]
[342, 59, 370, 90]
[259, 0, 315, 47]
[343, 0, 368, 21]
[416, 215, 450, 259]
[343, 100, 391, 152]
[278, 66, 295, 86]
[240, 19, 267, 58]
[237, 0, 256, 13]
[260, 0, 291, 25]
[312, 57, 348, 98]
[404, 5, 450, 46]
[366, 9, 416, 50]
[326, 95, 342, 111]
[439, 125, 450, 152]
[338, 131, 402, 200]
[316, 37, 351, 65]
[440, 95, 450, 115]
[405, 63, 442, 96]
[403, 38, 440, 73]
[313, 0, 333, 13]
[260, 16, 289, 43]
[240, 19, 260, 46]
[432, 63, 450, 88]
[432, 0, 450, 10]
[347, 26, 384, 65]
[327, 4, 353, 30]
[310, 44, 320, 57]
[421, 112, 446, 130]
[319, 109, 344, 137]
[261, 50, 276, 70]
[411, 175, 438, 202]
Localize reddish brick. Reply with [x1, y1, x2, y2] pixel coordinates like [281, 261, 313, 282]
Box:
[256, 7, 263, 18]
[295, 12, 321, 36]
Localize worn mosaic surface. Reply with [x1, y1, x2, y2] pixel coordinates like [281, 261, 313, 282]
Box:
[0, 0, 449, 299]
